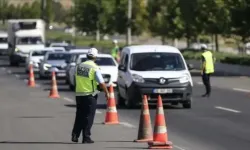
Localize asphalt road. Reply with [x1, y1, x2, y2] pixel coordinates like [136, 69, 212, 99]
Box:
[0, 56, 250, 150]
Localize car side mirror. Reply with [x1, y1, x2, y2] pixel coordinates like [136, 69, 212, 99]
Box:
[187, 64, 194, 70]
[118, 65, 126, 71]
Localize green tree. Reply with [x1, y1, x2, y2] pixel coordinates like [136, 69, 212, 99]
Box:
[45, 0, 54, 24]
[74, 0, 116, 41]
[0, 0, 8, 24]
[148, 0, 184, 44]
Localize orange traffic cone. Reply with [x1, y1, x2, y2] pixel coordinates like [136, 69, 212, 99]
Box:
[134, 95, 153, 142]
[103, 85, 119, 125]
[148, 95, 172, 149]
[49, 71, 60, 98]
[27, 64, 36, 87]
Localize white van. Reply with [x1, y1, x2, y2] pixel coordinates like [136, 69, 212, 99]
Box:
[117, 45, 194, 109]
[0, 32, 8, 55]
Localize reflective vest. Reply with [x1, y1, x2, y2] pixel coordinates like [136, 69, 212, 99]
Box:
[111, 46, 119, 58]
[202, 51, 214, 74]
[75, 60, 99, 96]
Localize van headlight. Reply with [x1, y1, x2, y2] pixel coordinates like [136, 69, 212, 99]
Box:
[179, 75, 190, 83]
[43, 64, 52, 70]
[132, 74, 145, 83]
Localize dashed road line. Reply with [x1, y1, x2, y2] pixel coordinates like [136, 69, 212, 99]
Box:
[215, 106, 241, 113]
[120, 122, 136, 128]
[24, 79, 28, 83]
[232, 88, 250, 93]
[15, 74, 20, 78]
[1, 67, 5, 70]
[63, 97, 75, 103]
[7, 70, 11, 74]
[174, 145, 187, 150]
[196, 82, 203, 85]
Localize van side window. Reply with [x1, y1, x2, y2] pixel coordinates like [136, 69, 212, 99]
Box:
[124, 54, 128, 67]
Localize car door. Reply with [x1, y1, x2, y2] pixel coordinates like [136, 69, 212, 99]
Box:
[69, 56, 78, 85]
[118, 53, 129, 98]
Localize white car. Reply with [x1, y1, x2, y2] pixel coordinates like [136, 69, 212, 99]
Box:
[49, 42, 69, 47]
[51, 47, 66, 52]
[65, 49, 89, 83]
[117, 45, 194, 109]
[68, 54, 118, 90]
[25, 47, 55, 73]
[0, 32, 8, 55]
[39, 51, 70, 79]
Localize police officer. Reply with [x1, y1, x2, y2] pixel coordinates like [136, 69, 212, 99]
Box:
[200, 44, 215, 97]
[71, 48, 109, 144]
[111, 39, 120, 62]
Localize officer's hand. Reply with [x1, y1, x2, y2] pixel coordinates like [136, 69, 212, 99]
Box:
[105, 92, 109, 101]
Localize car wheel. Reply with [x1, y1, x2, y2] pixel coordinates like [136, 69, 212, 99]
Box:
[117, 87, 125, 107]
[182, 99, 191, 109]
[125, 91, 137, 109]
[39, 73, 46, 80]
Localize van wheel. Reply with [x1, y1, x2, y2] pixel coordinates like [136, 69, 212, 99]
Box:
[117, 88, 125, 107]
[182, 101, 191, 109]
[125, 91, 137, 109]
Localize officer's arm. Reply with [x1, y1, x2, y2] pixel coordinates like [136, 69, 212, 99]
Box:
[201, 56, 206, 72]
[95, 70, 109, 96]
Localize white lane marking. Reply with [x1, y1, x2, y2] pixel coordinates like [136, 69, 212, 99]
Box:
[15, 74, 20, 78]
[197, 82, 203, 85]
[1, 67, 5, 70]
[215, 106, 241, 113]
[233, 88, 250, 93]
[174, 145, 187, 150]
[63, 97, 75, 103]
[96, 110, 102, 114]
[7, 70, 11, 74]
[120, 122, 136, 128]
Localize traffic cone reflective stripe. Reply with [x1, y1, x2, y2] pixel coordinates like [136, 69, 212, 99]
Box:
[49, 71, 60, 98]
[28, 64, 36, 87]
[134, 95, 153, 142]
[103, 85, 119, 125]
[148, 95, 172, 149]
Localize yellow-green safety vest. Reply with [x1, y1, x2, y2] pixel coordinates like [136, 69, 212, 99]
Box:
[111, 46, 119, 58]
[75, 60, 99, 96]
[202, 51, 214, 74]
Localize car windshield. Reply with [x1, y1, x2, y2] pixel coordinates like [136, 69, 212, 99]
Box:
[16, 37, 43, 45]
[47, 53, 70, 61]
[130, 52, 185, 71]
[81, 57, 116, 66]
[0, 37, 7, 43]
[32, 51, 49, 56]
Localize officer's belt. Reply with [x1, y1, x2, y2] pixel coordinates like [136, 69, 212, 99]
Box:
[75, 90, 100, 96]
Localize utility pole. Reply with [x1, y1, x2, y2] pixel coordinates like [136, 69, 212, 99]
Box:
[126, 0, 132, 45]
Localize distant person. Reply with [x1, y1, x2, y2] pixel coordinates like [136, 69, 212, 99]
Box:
[200, 44, 215, 97]
[111, 40, 120, 62]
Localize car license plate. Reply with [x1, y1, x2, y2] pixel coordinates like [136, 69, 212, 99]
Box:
[153, 88, 173, 94]
[104, 78, 109, 82]
[57, 73, 65, 77]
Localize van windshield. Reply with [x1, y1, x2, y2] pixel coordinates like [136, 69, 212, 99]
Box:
[130, 52, 186, 71]
[0, 37, 7, 43]
[16, 37, 43, 45]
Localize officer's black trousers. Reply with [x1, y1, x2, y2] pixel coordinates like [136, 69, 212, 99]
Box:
[72, 95, 97, 140]
[202, 73, 211, 95]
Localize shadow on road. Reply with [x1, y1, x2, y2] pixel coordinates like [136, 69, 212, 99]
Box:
[190, 71, 245, 77]
[16, 116, 54, 118]
[44, 88, 71, 92]
[0, 141, 76, 144]
[105, 147, 146, 149]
